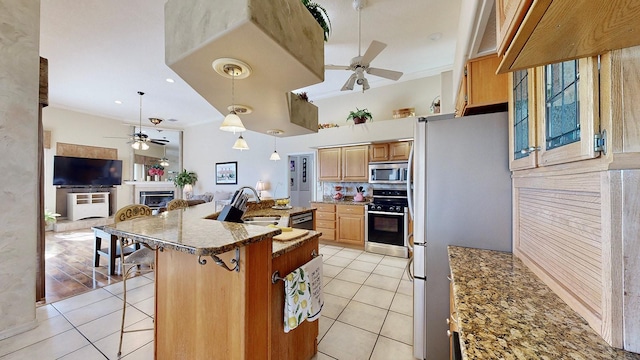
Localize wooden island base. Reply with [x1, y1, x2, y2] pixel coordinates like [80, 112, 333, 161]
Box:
[155, 237, 320, 360]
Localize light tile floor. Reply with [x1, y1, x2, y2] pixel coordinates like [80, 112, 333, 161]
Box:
[0, 244, 414, 360]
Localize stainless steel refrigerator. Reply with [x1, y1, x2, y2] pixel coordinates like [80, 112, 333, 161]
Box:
[409, 112, 513, 359]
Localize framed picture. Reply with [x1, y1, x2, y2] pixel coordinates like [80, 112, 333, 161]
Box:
[215, 162, 237, 185]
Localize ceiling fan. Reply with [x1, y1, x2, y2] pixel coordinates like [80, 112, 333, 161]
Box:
[325, 0, 403, 92]
[106, 91, 170, 147]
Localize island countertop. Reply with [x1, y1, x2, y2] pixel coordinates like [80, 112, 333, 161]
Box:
[101, 201, 321, 257]
[448, 246, 640, 360]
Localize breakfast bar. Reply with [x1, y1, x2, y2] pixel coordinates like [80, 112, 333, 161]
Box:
[101, 201, 321, 360]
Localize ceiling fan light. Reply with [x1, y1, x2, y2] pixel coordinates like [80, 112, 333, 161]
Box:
[140, 141, 149, 150]
[232, 134, 249, 150]
[131, 141, 141, 150]
[160, 157, 170, 167]
[270, 151, 281, 161]
[220, 111, 246, 133]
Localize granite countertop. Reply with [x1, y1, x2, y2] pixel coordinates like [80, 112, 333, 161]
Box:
[100, 201, 320, 258]
[448, 246, 640, 359]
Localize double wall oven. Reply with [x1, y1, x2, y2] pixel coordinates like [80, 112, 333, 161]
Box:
[365, 189, 409, 258]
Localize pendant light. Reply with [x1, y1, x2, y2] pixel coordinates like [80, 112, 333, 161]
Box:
[232, 134, 249, 150]
[267, 129, 283, 161]
[131, 91, 149, 151]
[159, 146, 169, 166]
[219, 64, 246, 133]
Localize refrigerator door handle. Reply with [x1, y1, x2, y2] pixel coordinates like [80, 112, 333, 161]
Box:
[406, 141, 414, 219]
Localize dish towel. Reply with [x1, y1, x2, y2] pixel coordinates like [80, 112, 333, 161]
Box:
[283, 256, 324, 333]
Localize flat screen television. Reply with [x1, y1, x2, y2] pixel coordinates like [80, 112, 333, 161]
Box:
[53, 156, 123, 186]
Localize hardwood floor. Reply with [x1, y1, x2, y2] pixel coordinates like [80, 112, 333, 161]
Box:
[44, 228, 125, 303]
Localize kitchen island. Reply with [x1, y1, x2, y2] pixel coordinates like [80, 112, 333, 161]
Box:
[102, 201, 321, 360]
[448, 246, 640, 359]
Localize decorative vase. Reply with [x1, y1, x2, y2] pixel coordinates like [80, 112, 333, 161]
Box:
[154, 175, 160, 181]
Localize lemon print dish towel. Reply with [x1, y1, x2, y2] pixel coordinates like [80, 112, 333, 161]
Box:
[283, 256, 324, 333]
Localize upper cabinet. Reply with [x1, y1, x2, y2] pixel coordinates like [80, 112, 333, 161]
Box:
[369, 141, 412, 162]
[496, 0, 640, 73]
[456, 54, 509, 117]
[318, 145, 369, 182]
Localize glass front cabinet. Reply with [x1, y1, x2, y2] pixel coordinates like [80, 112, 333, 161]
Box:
[509, 57, 601, 170]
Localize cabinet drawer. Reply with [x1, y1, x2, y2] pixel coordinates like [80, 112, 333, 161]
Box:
[316, 228, 335, 241]
[312, 203, 336, 213]
[337, 204, 365, 215]
[316, 212, 336, 221]
[316, 220, 336, 229]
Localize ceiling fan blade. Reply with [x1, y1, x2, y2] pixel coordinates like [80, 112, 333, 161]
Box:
[341, 74, 357, 91]
[367, 67, 403, 81]
[325, 64, 351, 70]
[151, 139, 170, 143]
[150, 140, 167, 146]
[360, 40, 387, 66]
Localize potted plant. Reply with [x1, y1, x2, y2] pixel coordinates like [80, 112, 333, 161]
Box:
[301, 0, 331, 42]
[347, 108, 373, 124]
[174, 169, 198, 188]
[44, 209, 60, 230]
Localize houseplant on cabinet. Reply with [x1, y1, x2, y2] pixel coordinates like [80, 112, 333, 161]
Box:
[347, 108, 373, 124]
[301, 0, 331, 41]
[174, 169, 198, 198]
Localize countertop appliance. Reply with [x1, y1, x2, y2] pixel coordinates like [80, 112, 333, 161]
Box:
[368, 162, 409, 184]
[409, 112, 512, 359]
[365, 189, 409, 258]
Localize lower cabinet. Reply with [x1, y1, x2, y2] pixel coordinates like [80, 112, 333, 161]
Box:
[311, 202, 365, 247]
[337, 204, 365, 246]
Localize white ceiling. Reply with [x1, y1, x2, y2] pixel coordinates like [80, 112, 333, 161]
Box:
[39, 0, 463, 136]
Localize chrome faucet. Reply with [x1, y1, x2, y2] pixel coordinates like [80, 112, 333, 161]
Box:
[232, 186, 261, 204]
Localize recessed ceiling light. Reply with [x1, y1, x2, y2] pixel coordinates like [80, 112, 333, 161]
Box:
[114, 100, 122, 104]
[166, 78, 175, 83]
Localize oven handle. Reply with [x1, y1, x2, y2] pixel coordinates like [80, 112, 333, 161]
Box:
[367, 211, 405, 216]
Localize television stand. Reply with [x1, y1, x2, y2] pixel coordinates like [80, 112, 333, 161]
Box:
[67, 192, 109, 221]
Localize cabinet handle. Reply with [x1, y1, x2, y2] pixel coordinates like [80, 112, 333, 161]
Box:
[447, 330, 452, 338]
[520, 146, 541, 154]
[446, 318, 450, 325]
[450, 313, 458, 325]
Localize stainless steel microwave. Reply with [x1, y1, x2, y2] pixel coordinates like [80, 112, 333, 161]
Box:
[368, 162, 409, 184]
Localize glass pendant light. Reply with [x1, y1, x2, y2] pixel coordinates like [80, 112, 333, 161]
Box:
[232, 134, 249, 150]
[219, 64, 246, 133]
[159, 146, 169, 167]
[267, 129, 282, 161]
[131, 91, 149, 150]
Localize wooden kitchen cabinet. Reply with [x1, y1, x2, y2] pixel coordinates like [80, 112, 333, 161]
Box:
[455, 54, 508, 117]
[448, 278, 459, 360]
[318, 148, 341, 181]
[495, 0, 532, 57]
[369, 141, 411, 162]
[496, 0, 640, 73]
[369, 143, 389, 162]
[337, 204, 365, 246]
[319, 145, 368, 182]
[342, 145, 368, 181]
[311, 202, 336, 241]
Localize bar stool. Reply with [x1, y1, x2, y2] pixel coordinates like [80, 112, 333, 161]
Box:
[166, 198, 189, 211]
[113, 204, 154, 358]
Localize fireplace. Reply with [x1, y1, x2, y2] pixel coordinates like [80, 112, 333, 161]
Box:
[140, 191, 175, 209]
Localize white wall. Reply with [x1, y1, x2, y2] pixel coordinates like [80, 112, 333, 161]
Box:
[183, 73, 440, 200]
[42, 107, 139, 212]
[0, 0, 39, 338]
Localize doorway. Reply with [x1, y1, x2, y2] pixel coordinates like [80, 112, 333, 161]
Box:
[288, 153, 314, 208]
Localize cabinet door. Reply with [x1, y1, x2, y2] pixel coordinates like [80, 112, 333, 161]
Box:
[342, 145, 369, 182]
[318, 148, 342, 181]
[509, 68, 538, 170]
[369, 144, 389, 162]
[389, 141, 411, 161]
[467, 55, 509, 108]
[496, 0, 532, 56]
[337, 215, 364, 245]
[536, 57, 600, 166]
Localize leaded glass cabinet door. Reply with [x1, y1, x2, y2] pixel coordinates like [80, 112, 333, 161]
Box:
[509, 68, 538, 170]
[536, 57, 600, 166]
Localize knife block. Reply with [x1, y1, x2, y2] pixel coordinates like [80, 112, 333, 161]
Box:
[217, 204, 244, 223]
